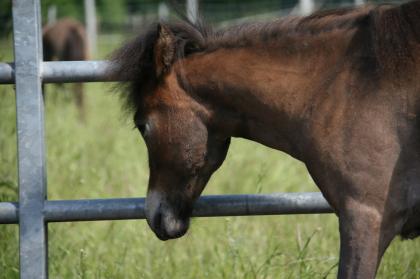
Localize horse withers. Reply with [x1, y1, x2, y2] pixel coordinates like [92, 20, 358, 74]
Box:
[43, 18, 88, 119]
[112, 1, 420, 278]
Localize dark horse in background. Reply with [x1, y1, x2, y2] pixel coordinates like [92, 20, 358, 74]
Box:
[43, 18, 88, 119]
[112, 1, 420, 278]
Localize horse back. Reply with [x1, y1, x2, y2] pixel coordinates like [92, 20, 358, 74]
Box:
[43, 18, 88, 61]
[63, 26, 88, 61]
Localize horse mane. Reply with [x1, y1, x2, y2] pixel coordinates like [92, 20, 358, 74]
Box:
[111, 21, 209, 112]
[112, 1, 420, 113]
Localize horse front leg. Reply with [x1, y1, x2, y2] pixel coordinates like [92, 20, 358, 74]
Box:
[337, 201, 396, 279]
[74, 83, 85, 121]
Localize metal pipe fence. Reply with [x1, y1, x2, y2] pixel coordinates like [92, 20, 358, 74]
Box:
[0, 1, 332, 278]
[0, 61, 112, 84]
[0, 193, 332, 224]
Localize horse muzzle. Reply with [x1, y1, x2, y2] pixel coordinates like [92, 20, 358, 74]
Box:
[145, 191, 191, 240]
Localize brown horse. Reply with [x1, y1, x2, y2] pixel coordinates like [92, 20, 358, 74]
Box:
[112, 1, 420, 278]
[43, 18, 88, 118]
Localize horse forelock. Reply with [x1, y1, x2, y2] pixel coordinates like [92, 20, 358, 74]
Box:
[111, 21, 209, 114]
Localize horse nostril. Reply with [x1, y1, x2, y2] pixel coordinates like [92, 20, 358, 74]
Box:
[149, 210, 172, 240]
[153, 210, 163, 231]
[145, 192, 190, 240]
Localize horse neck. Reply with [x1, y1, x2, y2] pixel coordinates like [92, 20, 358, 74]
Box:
[179, 39, 348, 159]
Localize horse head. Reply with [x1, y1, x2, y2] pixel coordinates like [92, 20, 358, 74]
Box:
[113, 23, 231, 240]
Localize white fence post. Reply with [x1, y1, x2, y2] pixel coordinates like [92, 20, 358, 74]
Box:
[47, 5, 57, 25]
[84, 0, 97, 58]
[158, 2, 170, 21]
[186, 0, 199, 24]
[299, 0, 315, 15]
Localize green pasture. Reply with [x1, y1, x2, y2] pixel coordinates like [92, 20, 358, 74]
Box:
[0, 35, 419, 279]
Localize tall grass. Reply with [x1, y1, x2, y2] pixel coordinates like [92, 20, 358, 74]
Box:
[0, 36, 419, 279]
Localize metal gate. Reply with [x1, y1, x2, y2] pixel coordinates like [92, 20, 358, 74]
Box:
[0, 1, 332, 278]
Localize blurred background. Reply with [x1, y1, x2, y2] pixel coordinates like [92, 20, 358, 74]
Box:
[0, 0, 403, 59]
[0, 1, 418, 278]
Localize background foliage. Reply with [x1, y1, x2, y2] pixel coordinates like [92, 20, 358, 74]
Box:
[1, 0, 395, 36]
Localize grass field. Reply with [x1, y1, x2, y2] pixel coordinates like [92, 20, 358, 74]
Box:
[0, 35, 419, 279]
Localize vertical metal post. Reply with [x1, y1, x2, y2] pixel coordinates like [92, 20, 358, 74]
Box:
[84, 0, 97, 58]
[158, 2, 170, 21]
[299, 0, 315, 15]
[12, 0, 48, 278]
[186, 0, 198, 24]
[47, 5, 57, 25]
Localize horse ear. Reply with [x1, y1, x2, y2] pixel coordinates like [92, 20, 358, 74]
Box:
[154, 23, 175, 78]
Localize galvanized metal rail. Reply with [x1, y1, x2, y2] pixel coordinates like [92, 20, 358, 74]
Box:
[0, 193, 333, 224]
[0, 61, 113, 84]
[0, 1, 332, 278]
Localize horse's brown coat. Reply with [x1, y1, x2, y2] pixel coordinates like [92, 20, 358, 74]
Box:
[43, 18, 88, 118]
[113, 1, 420, 278]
